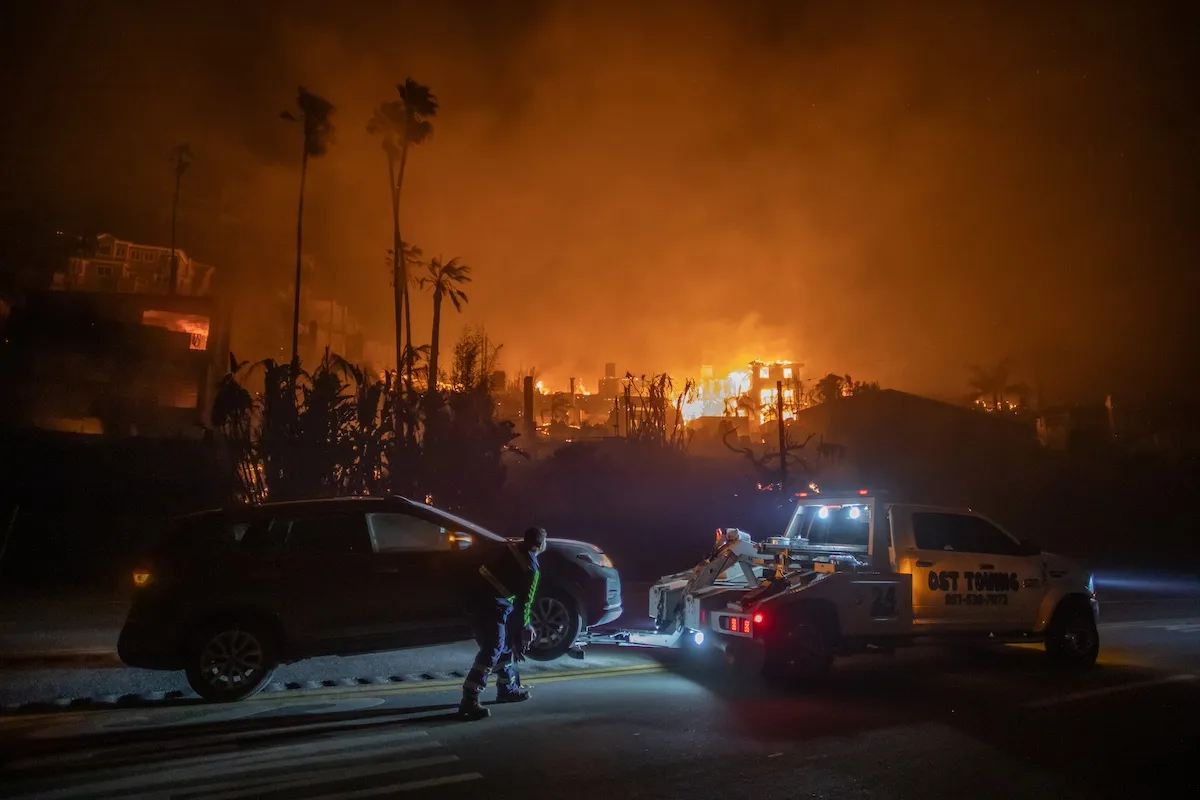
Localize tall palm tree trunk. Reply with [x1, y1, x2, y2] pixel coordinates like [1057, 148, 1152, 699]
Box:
[396, 139, 412, 389]
[291, 148, 309, 368]
[169, 169, 182, 295]
[389, 161, 403, 379]
[428, 289, 443, 391]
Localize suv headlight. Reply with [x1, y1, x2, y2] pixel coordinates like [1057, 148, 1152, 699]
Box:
[577, 551, 614, 569]
[1086, 574, 1095, 596]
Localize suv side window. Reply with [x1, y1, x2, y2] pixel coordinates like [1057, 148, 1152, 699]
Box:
[912, 512, 1023, 556]
[366, 513, 448, 553]
[284, 513, 372, 555]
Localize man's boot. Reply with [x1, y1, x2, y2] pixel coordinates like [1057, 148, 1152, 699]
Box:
[495, 684, 531, 703]
[457, 694, 490, 720]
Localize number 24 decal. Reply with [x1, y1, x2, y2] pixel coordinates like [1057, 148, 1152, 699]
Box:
[870, 586, 898, 616]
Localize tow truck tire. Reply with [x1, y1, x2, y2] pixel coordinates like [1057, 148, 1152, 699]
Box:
[1044, 600, 1099, 667]
[184, 617, 279, 702]
[761, 606, 835, 684]
[526, 587, 584, 662]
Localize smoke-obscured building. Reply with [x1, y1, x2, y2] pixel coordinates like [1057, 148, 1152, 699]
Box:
[0, 290, 231, 437]
[53, 233, 215, 297]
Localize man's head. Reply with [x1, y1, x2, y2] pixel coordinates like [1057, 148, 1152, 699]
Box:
[523, 526, 548, 555]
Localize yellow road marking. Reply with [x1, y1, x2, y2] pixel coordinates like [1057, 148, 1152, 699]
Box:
[251, 662, 667, 703]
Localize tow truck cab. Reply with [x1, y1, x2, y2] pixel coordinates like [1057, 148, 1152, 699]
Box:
[651, 492, 1099, 673]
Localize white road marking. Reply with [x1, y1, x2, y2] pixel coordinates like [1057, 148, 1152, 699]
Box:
[6, 731, 449, 799]
[311, 772, 485, 797]
[1100, 617, 1200, 631]
[194, 755, 462, 800]
[10, 725, 430, 771]
[1021, 674, 1197, 709]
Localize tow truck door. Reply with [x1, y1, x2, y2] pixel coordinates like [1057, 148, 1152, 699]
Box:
[895, 507, 981, 628]
[900, 509, 1040, 630]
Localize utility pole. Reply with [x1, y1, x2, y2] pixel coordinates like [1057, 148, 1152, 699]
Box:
[523, 376, 536, 458]
[168, 144, 194, 295]
[776, 379, 787, 490]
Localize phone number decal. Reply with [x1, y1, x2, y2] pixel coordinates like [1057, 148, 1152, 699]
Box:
[944, 593, 1008, 606]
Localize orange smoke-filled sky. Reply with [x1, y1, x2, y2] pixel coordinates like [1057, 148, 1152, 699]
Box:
[2, 0, 1197, 402]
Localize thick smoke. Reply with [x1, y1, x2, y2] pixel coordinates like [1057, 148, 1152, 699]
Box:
[2, 0, 1196, 402]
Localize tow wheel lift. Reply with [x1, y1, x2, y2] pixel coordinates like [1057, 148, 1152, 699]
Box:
[567, 526, 784, 658]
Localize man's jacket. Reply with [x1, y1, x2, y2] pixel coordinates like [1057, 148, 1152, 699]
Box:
[475, 544, 541, 627]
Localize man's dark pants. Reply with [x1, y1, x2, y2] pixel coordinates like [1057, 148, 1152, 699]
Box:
[463, 599, 520, 697]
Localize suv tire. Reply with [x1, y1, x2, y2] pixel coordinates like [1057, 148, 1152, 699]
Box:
[185, 618, 279, 702]
[526, 587, 583, 662]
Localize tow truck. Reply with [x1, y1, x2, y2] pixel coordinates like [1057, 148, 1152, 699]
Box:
[577, 490, 1099, 679]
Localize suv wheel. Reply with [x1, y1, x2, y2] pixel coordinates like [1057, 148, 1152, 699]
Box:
[1045, 603, 1099, 666]
[185, 620, 278, 702]
[526, 587, 583, 662]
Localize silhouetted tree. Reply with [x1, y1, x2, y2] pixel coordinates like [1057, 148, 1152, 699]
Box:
[368, 78, 438, 390]
[417, 256, 471, 389]
[167, 143, 195, 295]
[281, 87, 335, 368]
[968, 358, 1029, 412]
[815, 373, 845, 404]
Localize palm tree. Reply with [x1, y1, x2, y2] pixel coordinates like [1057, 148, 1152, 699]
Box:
[167, 143, 195, 295]
[281, 87, 335, 369]
[967, 357, 1030, 411]
[417, 257, 471, 390]
[367, 78, 438, 389]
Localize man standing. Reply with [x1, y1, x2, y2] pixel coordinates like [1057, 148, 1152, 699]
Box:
[458, 526, 547, 720]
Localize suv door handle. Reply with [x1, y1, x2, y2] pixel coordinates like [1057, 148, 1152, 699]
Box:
[916, 560, 934, 568]
[979, 563, 995, 570]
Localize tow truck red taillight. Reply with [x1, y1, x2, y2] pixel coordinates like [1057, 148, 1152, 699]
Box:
[718, 615, 754, 635]
[753, 612, 764, 625]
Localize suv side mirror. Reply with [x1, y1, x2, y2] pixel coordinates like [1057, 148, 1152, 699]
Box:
[1020, 538, 1042, 555]
[446, 531, 473, 550]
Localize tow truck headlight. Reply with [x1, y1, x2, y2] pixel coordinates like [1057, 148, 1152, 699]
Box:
[693, 631, 705, 646]
[1086, 574, 1095, 597]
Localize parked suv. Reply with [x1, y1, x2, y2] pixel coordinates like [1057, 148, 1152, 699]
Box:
[118, 496, 622, 701]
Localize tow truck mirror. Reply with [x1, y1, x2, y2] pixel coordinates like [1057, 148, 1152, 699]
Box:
[1020, 538, 1041, 555]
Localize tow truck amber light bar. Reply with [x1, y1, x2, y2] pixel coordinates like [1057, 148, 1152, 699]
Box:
[133, 570, 152, 587]
[796, 488, 870, 498]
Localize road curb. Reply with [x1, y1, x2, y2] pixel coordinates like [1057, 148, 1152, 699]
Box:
[0, 657, 666, 715]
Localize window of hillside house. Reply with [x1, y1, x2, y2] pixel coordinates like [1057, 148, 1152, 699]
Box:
[97, 265, 113, 278]
[167, 382, 199, 409]
[759, 367, 769, 378]
[115, 245, 127, 258]
[141, 310, 210, 351]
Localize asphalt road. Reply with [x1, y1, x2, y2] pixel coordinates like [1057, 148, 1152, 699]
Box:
[1, 610, 1197, 799]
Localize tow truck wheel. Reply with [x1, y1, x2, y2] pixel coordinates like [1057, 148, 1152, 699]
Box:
[1045, 602, 1099, 666]
[761, 608, 834, 684]
[526, 587, 584, 662]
